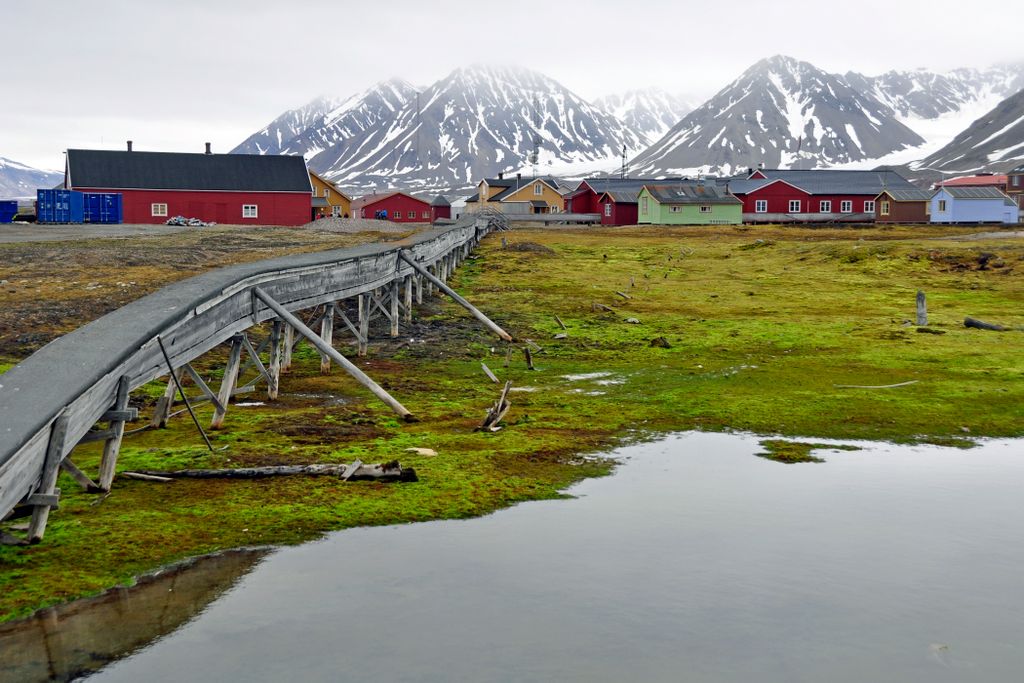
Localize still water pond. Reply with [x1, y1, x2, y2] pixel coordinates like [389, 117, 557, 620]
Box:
[10, 432, 1024, 682]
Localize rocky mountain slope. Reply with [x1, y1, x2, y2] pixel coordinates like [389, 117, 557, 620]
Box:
[0, 157, 62, 199]
[912, 88, 1024, 173]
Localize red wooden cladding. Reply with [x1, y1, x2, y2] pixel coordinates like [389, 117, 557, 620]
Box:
[73, 188, 311, 226]
[356, 193, 432, 222]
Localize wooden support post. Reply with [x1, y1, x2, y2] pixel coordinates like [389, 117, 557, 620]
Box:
[426, 266, 435, 296]
[27, 414, 69, 543]
[61, 459, 101, 492]
[415, 274, 423, 304]
[282, 324, 295, 373]
[253, 288, 413, 420]
[358, 293, 370, 356]
[403, 275, 413, 324]
[390, 279, 400, 337]
[182, 364, 225, 413]
[98, 376, 130, 491]
[211, 335, 244, 429]
[268, 319, 283, 400]
[150, 367, 182, 428]
[916, 290, 927, 326]
[320, 303, 335, 374]
[398, 250, 514, 342]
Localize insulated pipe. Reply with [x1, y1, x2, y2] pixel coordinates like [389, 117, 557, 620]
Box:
[398, 250, 513, 342]
[253, 287, 413, 421]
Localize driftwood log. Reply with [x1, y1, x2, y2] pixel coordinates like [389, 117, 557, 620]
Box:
[125, 461, 417, 483]
[964, 317, 1008, 332]
[478, 381, 512, 432]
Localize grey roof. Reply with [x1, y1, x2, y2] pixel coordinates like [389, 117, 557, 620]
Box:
[747, 169, 916, 195]
[598, 190, 640, 203]
[943, 186, 1012, 200]
[311, 197, 329, 207]
[430, 195, 451, 207]
[880, 188, 933, 202]
[1009, 163, 1024, 174]
[644, 183, 742, 205]
[530, 200, 548, 208]
[67, 149, 311, 192]
[725, 178, 776, 194]
[572, 177, 673, 196]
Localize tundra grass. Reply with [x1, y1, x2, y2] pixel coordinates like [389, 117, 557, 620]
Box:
[2, 224, 1024, 621]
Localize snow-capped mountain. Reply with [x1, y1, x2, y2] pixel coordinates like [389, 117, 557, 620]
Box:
[232, 95, 345, 156]
[912, 88, 1024, 173]
[0, 157, 62, 199]
[234, 66, 647, 191]
[594, 88, 693, 143]
[631, 55, 927, 177]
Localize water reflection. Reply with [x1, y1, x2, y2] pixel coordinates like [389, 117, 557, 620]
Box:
[0, 549, 268, 682]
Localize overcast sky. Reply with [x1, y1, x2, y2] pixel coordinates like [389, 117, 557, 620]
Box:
[4, 0, 1023, 170]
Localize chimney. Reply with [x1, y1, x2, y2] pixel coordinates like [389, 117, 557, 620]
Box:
[516, 172, 522, 183]
[127, 140, 133, 152]
[498, 171, 504, 180]
[758, 162, 765, 170]
[204, 142, 212, 155]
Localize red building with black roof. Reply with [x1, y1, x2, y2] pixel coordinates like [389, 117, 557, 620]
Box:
[352, 191, 432, 222]
[65, 145, 313, 226]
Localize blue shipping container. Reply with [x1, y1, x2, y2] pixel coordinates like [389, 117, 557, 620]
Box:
[0, 200, 16, 224]
[83, 193, 123, 224]
[37, 189, 85, 224]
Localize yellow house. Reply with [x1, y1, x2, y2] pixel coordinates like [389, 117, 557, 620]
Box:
[309, 170, 352, 219]
[465, 173, 564, 215]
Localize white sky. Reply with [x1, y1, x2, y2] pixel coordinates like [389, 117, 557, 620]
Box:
[3, 0, 1023, 170]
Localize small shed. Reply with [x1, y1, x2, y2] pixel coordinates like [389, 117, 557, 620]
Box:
[430, 195, 451, 222]
[875, 188, 933, 224]
[596, 190, 639, 226]
[930, 186, 1018, 224]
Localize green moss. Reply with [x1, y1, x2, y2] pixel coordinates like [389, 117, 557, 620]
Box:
[756, 440, 861, 464]
[2, 224, 1023, 622]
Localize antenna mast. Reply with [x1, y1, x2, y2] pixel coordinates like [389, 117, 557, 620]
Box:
[530, 95, 542, 179]
[620, 144, 627, 180]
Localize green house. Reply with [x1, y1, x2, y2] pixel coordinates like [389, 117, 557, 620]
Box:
[637, 183, 742, 225]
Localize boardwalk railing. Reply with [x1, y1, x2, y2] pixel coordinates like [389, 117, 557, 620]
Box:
[0, 215, 505, 543]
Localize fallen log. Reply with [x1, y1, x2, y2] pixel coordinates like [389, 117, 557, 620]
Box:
[125, 461, 417, 483]
[478, 381, 512, 432]
[834, 380, 919, 389]
[964, 317, 1008, 332]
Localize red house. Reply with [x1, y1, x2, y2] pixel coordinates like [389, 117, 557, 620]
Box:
[65, 145, 312, 226]
[430, 195, 452, 222]
[352, 191, 432, 222]
[595, 190, 640, 225]
[565, 178, 670, 225]
[729, 169, 917, 223]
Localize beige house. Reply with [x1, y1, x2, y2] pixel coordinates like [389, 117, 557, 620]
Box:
[464, 173, 564, 214]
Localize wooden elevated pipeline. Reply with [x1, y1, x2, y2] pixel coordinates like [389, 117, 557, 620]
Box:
[0, 214, 503, 542]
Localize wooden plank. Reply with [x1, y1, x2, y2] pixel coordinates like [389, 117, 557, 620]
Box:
[60, 459, 101, 492]
[398, 250, 513, 342]
[182, 364, 226, 413]
[916, 290, 927, 326]
[390, 279, 400, 337]
[26, 493, 60, 508]
[341, 459, 364, 481]
[334, 304, 366, 344]
[268, 319, 283, 400]
[282, 323, 295, 372]
[27, 414, 69, 542]
[254, 288, 413, 420]
[98, 376, 130, 491]
[150, 368, 182, 428]
[77, 428, 118, 445]
[240, 334, 273, 386]
[211, 336, 244, 429]
[101, 408, 138, 422]
[320, 303, 335, 374]
[358, 292, 369, 357]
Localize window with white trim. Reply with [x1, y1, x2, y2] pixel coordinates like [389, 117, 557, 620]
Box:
[880, 200, 890, 216]
[604, 203, 612, 217]
[641, 197, 649, 214]
[408, 211, 416, 219]
[754, 199, 767, 213]
[788, 200, 802, 213]
[670, 206, 681, 213]
[864, 200, 875, 213]
[819, 200, 832, 212]
[938, 200, 947, 212]
[699, 205, 712, 213]
[324, 188, 330, 198]
[423, 211, 429, 219]
[242, 204, 258, 218]
[1013, 176, 1020, 187]
[840, 200, 853, 213]
[534, 183, 543, 196]
[151, 203, 168, 217]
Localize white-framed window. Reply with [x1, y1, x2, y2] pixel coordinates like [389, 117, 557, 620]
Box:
[1013, 176, 1020, 187]
[699, 205, 712, 213]
[534, 183, 543, 196]
[754, 199, 767, 213]
[242, 204, 258, 218]
[938, 199, 947, 212]
[324, 188, 330, 198]
[151, 203, 168, 217]
[604, 203, 612, 217]
[788, 200, 802, 213]
[423, 211, 429, 219]
[840, 200, 853, 213]
[670, 206, 681, 213]
[641, 197, 649, 214]
[408, 211, 416, 219]
[819, 200, 832, 212]
[880, 200, 890, 216]
[864, 200, 875, 213]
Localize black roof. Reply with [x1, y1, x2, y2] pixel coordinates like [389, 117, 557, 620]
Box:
[67, 149, 312, 192]
[643, 183, 741, 205]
